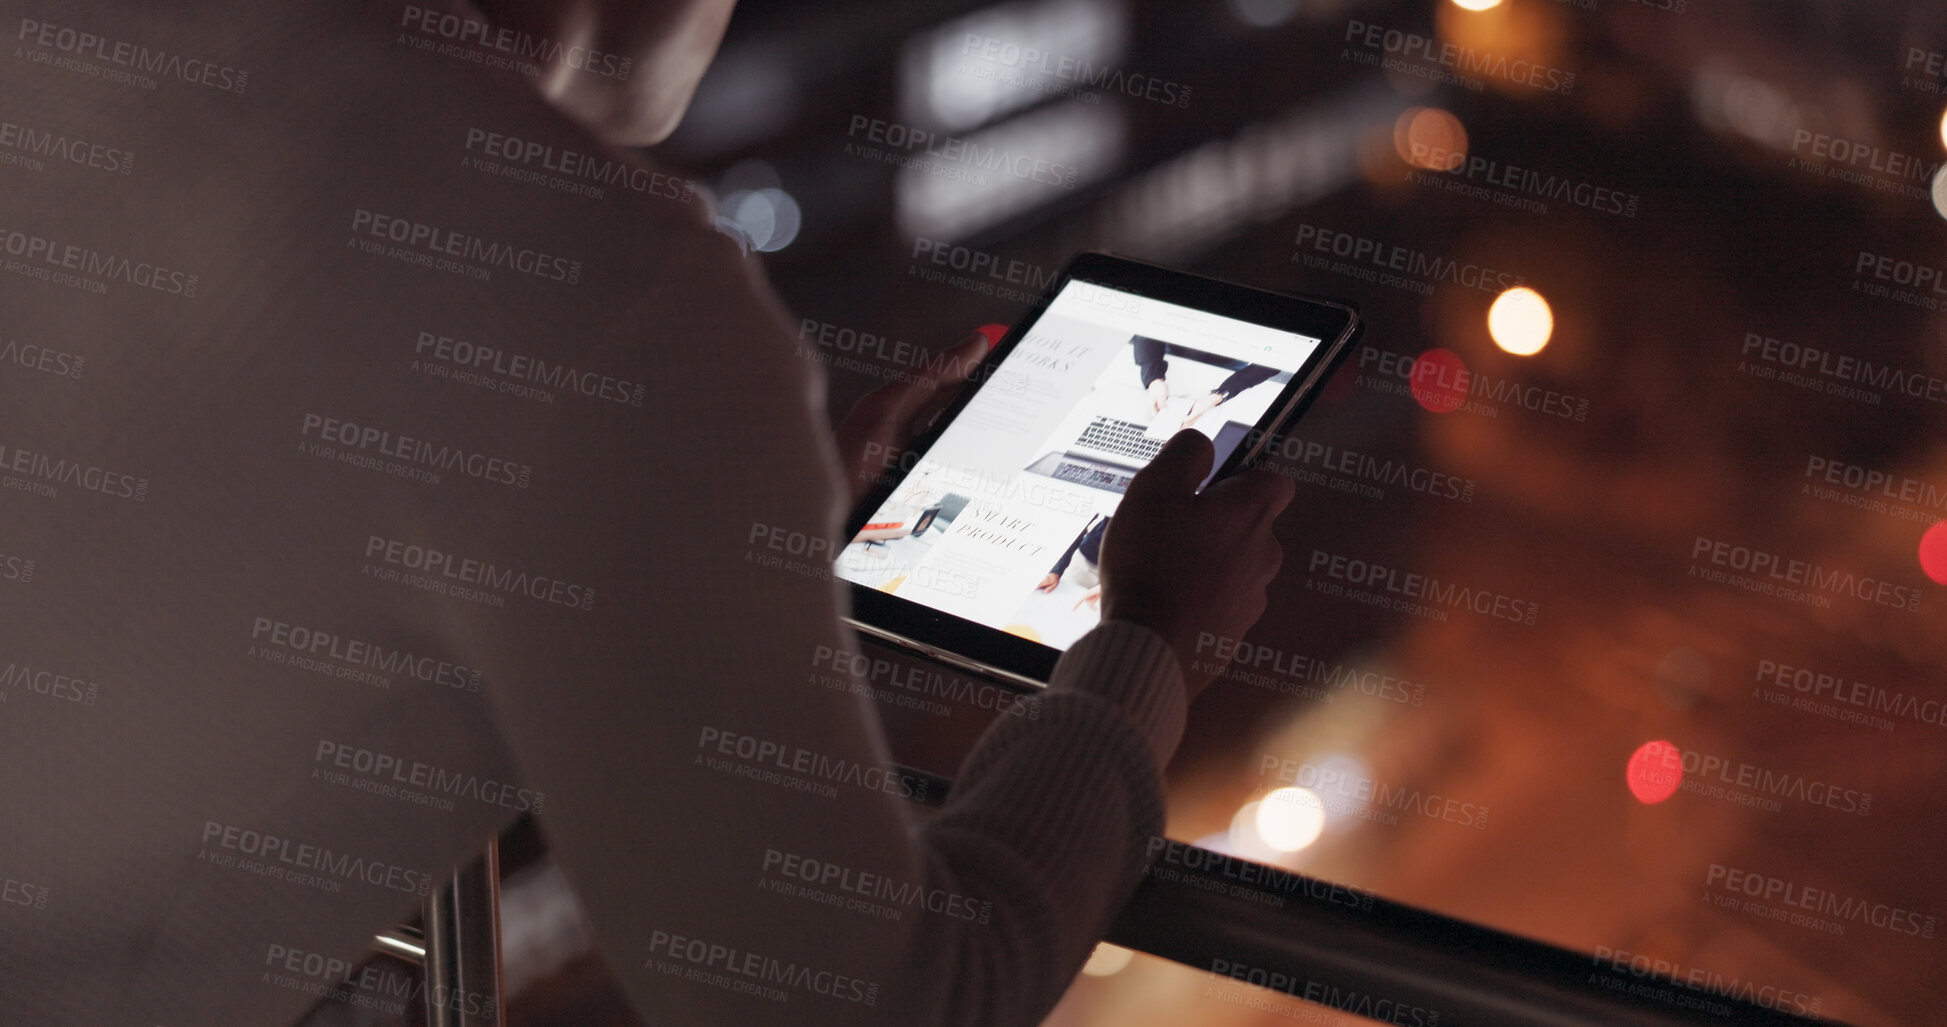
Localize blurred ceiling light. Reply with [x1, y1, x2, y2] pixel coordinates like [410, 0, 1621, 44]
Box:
[900, 0, 1125, 133]
[1920, 520, 1947, 585]
[1394, 106, 1467, 169]
[1081, 942, 1136, 977]
[1690, 61, 1802, 149]
[1256, 787, 1328, 852]
[1450, 0, 1503, 9]
[895, 99, 1124, 241]
[1488, 286, 1553, 355]
[1626, 740, 1682, 804]
[1932, 165, 1947, 221]
[1231, 0, 1298, 27]
[1939, 107, 1947, 150]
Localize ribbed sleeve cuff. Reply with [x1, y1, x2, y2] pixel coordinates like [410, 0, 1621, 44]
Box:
[1045, 620, 1188, 766]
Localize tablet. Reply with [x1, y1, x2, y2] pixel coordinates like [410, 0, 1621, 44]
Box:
[839, 252, 1362, 689]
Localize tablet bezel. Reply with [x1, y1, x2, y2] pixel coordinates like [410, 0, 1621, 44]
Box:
[840, 251, 1363, 690]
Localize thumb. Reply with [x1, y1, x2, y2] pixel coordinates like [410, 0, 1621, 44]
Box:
[1124, 429, 1214, 507]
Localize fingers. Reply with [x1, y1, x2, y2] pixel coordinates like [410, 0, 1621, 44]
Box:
[1124, 430, 1213, 508]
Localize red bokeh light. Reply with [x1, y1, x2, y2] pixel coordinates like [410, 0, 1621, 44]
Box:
[1626, 740, 1683, 804]
[976, 323, 1008, 349]
[1409, 347, 1471, 414]
[1920, 520, 1947, 586]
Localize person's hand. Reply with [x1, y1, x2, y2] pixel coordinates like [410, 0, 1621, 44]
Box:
[1073, 585, 1103, 610]
[1036, 572, 1061, 593]
[833, 331, 990, 506]
[1179, 390, 1223, 430]
[1146, 378, 1170, 414]
[1097, 431, 1295, 702]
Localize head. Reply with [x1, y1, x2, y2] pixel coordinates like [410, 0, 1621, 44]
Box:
[473, 0, 738, 146]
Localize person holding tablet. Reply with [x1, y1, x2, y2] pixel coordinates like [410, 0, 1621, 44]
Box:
[0, 2, 1294, 1025]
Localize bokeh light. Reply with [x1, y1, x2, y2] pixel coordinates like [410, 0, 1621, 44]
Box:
[1932, 165, 1947, 221]
[1626, 740, 1683, 804]
[1394, 107, 1469, 170]
[1920, 520, 1947, 585]
[1488, 287, 1554, 356]
[1938, 107, 1947, 150]
[1450, 0, 1503, 10]
[1409, 348, 1471, 414]
[1256, 787, 1328, 852]
[976, 323, 1009, 348]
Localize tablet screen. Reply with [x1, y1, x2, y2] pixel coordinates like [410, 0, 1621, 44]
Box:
[835, 279, 1321, 651]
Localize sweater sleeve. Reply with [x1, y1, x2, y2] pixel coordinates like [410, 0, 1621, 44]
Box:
[901, 620, 1188, 1024]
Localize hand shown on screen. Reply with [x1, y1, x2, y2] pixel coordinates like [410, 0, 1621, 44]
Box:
[1036, 573, 1061, 593]
[1146, 378, 1170, 414]
[1072, 585, 1103, 610]
[1179, 390, 1225, 430]
[1098, 430, 1295, 702]
[833, 331, 989, 505]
